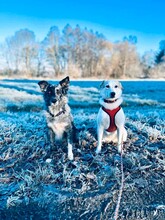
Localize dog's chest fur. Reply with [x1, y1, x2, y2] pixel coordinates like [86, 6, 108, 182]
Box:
[45, 102, 72, 140]
[48, 120, 68, 140]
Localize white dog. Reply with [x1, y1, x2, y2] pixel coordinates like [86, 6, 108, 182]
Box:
[96, 80, 127, 154]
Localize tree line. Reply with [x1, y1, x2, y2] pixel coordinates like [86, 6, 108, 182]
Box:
[0, 24, 164, 78]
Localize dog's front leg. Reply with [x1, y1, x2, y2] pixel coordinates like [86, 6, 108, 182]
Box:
[68, 143, 73, 160]
[66, 131, 74, 160]
[117, 127, 124, 153]
[48, 127, 55, 150]
[96, 126, 104, 154]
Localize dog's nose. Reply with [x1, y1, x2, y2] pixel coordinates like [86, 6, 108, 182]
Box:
[52, 98, 57, 103]
[111, 92, 115, 98]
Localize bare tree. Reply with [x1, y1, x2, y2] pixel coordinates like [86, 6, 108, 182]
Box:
[110, 38, 141, 78]
[2, 29, 38, 76]
[62, 24, 74, 75]
[141, 50, 155, 78]
[43, 26, 63, 77]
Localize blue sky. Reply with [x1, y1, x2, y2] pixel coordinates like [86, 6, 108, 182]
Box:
[0, 0, 165, 54]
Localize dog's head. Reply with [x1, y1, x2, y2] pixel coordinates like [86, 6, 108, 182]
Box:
[38, 76, 70, 106]
[99, 80, 123, 101]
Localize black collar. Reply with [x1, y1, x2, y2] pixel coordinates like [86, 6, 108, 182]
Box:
[49, 108, 65, 118]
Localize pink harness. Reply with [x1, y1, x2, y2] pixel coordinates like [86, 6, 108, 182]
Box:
[102, 106, 121, 132]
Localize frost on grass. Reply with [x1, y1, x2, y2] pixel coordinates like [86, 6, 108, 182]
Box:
[0, 86, 43, 112]
[0, 110, 165, 219]
[0, 80, 165, 219]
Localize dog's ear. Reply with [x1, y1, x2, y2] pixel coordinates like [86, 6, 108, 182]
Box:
[59, 76, 70, 94]
[118, 81, 123, 90]
[60, 76, 70, 87]
[100, 80, 105, 89]
[38, 81, 49, 92]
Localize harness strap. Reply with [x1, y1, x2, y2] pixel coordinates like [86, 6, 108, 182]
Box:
[102, 106, 121, 132]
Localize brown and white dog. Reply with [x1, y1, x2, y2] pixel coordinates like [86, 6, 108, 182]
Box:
[96, 80, 127, 154]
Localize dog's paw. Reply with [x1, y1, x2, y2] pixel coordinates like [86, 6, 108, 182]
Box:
[68, 143, 74, 160]
[68, 152, 74, 160]
[96, 148, 101, 154]
[117, 145, 122, 153]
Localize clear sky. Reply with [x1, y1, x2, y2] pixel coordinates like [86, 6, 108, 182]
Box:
[0, 0, 165, 54]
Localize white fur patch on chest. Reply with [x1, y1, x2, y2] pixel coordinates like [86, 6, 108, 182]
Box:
[48, 121, 68, 140]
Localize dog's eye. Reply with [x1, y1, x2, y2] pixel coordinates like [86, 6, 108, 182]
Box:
[106, 85, 110, 88]
[56, 89, 60, 94]
[115, 85, 118, 88]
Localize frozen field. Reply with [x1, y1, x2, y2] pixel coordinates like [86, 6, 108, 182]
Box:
[0, 79, 165, 116]
[0, 79, 165, 219]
